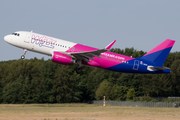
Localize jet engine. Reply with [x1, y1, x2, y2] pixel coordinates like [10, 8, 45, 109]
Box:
[52, 51, 76, 65]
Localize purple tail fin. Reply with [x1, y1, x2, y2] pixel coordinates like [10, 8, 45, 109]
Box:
[140, 39, 175, 66]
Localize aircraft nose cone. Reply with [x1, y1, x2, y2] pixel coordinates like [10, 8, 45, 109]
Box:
[4, 35, 10, 42]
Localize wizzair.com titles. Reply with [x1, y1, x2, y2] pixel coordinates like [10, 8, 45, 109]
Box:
[101, 53, 125, 60]
[31, 34, 57, 49]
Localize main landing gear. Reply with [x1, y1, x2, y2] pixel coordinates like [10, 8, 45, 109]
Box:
[21, 49, 27, 59]
[76, 67, 82, 74]
[76, 59, 82, 74]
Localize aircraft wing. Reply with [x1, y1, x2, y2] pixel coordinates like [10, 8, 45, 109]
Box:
[54, 49, 107, 62]
[69, 49, 107, 62]
[55, 40, 116, 62]
[69, 40, 116, 62]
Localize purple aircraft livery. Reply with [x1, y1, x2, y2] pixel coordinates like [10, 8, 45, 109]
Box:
[4, 31, 175, 74]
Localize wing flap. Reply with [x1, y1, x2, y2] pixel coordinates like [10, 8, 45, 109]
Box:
[70, 49, 107, 61]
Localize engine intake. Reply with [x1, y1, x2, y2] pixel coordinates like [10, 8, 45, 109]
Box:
[52, 51, 75, 65]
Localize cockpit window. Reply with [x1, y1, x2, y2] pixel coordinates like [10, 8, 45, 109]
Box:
[12, 33, 20, 36]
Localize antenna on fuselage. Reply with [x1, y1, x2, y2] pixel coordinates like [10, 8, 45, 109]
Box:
[31, 30, 33, 33]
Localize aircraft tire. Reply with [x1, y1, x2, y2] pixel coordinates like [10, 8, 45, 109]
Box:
[76, 67, 82, 74]
[21, 55, 25, 59]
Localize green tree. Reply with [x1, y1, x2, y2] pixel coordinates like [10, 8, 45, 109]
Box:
[110, 84, 128, 100]
[53, 66, 76, 103]
[126, 88, 135, 100]
[2, 75, 25, 103]
[95, 80, 112, 100]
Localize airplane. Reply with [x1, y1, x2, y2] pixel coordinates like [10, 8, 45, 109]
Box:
[4, 31, 175, 74]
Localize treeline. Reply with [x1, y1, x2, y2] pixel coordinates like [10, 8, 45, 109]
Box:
[0, 48, 180, 103]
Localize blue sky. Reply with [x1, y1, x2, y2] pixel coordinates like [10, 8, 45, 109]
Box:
[0, 0, 180, 61]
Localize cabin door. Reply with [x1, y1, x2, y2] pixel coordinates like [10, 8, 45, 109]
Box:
[133, 60, 139, 70]
[24, 33, 31, 43]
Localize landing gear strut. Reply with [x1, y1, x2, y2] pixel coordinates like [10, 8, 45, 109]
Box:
[76, 59, 82, 74]
[21, 49, 27, 59]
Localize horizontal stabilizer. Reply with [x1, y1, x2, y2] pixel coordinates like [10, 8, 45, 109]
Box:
[147, 66, 170, 71]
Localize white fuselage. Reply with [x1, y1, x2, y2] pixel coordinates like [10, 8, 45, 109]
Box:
[4, 31, 76, 57]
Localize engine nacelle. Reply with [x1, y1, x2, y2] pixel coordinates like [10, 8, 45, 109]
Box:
[52, 51, 76, 65]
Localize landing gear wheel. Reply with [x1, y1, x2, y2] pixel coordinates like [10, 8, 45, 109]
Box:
[21, 55, 25, 59]
[76, 67, 82, 74]
[21, 49, 27, 59]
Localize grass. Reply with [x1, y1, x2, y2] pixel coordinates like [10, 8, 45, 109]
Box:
[0, 103, 180, 120]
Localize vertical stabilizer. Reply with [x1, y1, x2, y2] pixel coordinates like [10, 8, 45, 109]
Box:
[140, 39, 175, 66]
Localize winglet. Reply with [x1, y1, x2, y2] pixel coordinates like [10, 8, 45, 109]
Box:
[105, 40, 116, 50]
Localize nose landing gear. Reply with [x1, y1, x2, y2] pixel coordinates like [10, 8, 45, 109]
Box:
[21, 49, 27, 59]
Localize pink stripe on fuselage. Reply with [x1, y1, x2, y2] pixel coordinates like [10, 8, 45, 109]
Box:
[144, 39, 175, 56]
[66, 44, 134, 68]
[93, 51, 134, 68]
